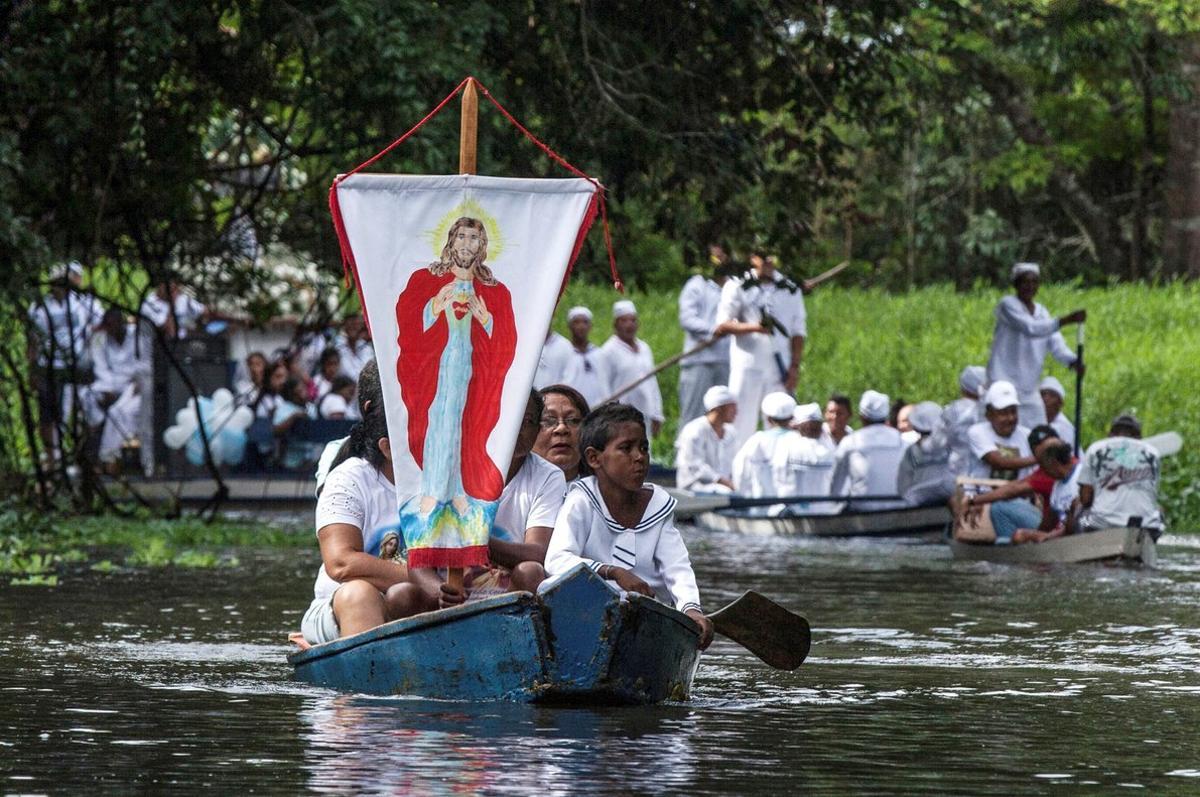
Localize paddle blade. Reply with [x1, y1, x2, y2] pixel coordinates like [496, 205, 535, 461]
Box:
[1144, 431, 1181, 458]
[708, 591, 811, 671]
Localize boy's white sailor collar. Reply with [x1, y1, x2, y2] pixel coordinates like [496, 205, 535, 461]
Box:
[572, 476, 677, 534]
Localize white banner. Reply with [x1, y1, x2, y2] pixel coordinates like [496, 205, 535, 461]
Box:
[333, 173, 597, 566]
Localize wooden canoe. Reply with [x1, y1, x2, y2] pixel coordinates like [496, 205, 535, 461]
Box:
[287, 564, 702, 704]
[694, 504, 952, 538]
[949, 526, 1159, 567]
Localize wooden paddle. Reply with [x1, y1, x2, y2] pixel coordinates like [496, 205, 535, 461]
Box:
[723, 493, 901, 510]
[707, 591, 811, 670]
[1073, 322, 1084, 457]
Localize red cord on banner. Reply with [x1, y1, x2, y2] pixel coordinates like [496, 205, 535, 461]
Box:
[328, 76, 624, 296]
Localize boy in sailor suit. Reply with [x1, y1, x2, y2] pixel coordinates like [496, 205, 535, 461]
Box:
[545, 402, 714, 649]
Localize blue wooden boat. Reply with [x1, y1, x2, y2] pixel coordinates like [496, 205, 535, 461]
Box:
[288, 564, 702, 704]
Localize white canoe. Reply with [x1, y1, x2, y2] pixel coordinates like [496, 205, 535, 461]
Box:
[693, 505, 952, 538]
[949, 527, 1158, 567]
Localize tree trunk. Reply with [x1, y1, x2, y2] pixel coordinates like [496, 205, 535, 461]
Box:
[1164, 35, 1200, 280]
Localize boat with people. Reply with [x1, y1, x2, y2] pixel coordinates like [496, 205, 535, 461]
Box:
[289, 562, 808, 703]
[948, 526, 1158, 567]
[692, 502, 952, 539]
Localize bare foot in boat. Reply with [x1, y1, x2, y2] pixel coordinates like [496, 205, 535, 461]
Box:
[1012, 528, 1050, 545]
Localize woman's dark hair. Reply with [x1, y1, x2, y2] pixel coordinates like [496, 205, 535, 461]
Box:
[525, 387, 545, 425]
[579, 402, 645, 456]
[539, 384, 590, 419]
[328, 359, 386, 472]
[888, 398, 907, 428]
[281, 376, 306, 405]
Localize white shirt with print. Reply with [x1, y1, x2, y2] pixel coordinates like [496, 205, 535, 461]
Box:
[1078, 436, 1163, 529]
[966, 420, 1033, 481]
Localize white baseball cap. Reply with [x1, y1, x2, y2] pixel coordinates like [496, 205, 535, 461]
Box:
[1039, 376, 1066, 399]
[792, 402, 822, 424]
[1012, 262, 1040, 281]
[858, 390, 890, 422]
[908, 401, 943, 434]
[612, 299, 637, 319]
[984, 380, 1020, 409]
[761, 391, 797, 421]
[958, 365, 987, 394]
[567, 306, 593, 322]
[703, 385, 737, 412]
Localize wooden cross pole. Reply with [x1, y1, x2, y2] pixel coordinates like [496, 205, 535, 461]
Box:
[446, 76, 480, 594]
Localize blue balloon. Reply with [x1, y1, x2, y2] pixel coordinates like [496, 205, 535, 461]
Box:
[183, 396, 248, 466]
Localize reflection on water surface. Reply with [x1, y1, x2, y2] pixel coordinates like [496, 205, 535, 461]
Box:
[2, 529, 1199, 794]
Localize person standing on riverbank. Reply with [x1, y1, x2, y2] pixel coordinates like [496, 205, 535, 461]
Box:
[715, 253, 807, 447]
[986, 262, 1085, 428]
[676, 248, 731, 425]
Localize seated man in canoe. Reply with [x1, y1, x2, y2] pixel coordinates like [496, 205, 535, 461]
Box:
[1075, 414, 1164, 533]
[545, 402, 715, 650]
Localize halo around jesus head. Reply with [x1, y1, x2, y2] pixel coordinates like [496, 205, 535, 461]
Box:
[425, 198, 506, 261]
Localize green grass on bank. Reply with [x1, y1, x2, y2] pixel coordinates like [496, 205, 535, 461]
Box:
[554, 280, 1200, 531]
[0, 500, 307, 586]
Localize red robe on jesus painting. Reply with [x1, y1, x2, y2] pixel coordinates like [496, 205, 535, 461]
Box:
[396, 267, 516, 504]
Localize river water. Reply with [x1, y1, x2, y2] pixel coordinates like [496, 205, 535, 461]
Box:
[3, 526, 1200, 795]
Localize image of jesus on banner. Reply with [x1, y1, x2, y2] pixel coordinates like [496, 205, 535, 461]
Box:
[395, 216, 516, 566]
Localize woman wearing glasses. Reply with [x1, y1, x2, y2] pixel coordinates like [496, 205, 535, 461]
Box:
[533, 384, 591, 484]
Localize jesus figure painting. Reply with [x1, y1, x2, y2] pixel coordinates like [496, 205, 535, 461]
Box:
[395, 216, 516, 562]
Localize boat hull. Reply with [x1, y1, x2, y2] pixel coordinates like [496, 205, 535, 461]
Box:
[695, 505, 951, 538]
[949, 526, 1158, 567]
[287, 565, 702, 704]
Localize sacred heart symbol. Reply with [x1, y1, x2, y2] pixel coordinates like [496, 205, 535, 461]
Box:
[452, 301, 470, 320]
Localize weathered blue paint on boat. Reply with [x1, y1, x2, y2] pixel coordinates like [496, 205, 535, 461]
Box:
[287, 591, 552, 701]
[539, 564, 701, 704]
[287, 565, 702, 704]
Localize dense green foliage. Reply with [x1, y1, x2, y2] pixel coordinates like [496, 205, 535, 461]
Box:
[553, 280, 1199, 530]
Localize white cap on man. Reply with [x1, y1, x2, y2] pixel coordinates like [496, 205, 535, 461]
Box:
[984, 380, 1020, 409]
[567, 306, 593, 322]
[1012, 262, 1040, 281]
[959, 365, 987, 395]
[909, 401, 943, 434]
[792, 402, 822, 424]
[612, 299, 637, 319]
[859, 390, 890, 422]
[761, 391, 797, 421]
[1039, 376, 1066, 399]
[703, 385, 737, 412]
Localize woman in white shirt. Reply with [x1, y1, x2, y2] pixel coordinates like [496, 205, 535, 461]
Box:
[301, 363, 409, 645]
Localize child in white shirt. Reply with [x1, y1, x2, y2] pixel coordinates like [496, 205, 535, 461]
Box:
[546, 402, 713, 649]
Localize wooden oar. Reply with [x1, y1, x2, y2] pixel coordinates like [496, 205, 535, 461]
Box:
[707, 591, 811, 670]
[801, 259, 850, 292]
[1144, 430, 1181, 458]
[1073, 322, 1084, 457]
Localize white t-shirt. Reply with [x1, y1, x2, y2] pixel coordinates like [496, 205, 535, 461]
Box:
[317, 392, 349, 419]
[674, 415, 738, 491]
[678, 275, 730, 366]
[942, 398, 979, 475]
[732, 427, 793, 497]
[1049, 413, 1076, 450]
[818, 422, 853, 453]
[1077, 437, 1163, 529]
[492, 453, 567, 542]
[715, 270, 807, 371]
[534, 332, 574, 389]
[28, 291, 104, 368]
[1049, 463, 1081, 527]
[966, 420, 1033, 481]
[561, 342, 612, 409]
[987, 295, 1076, 396]
[599, 335, 664, 423]
[829, 423, 907, 509]
[312, 457, 398, 601]
[140, 291, 206, 337]
[773, 433, 837, 511]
